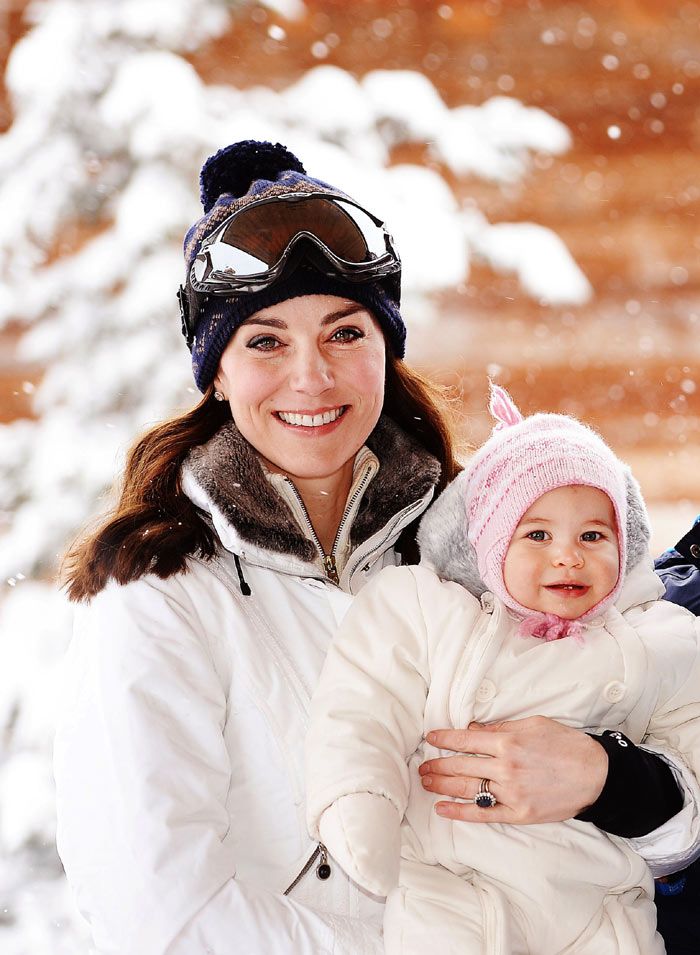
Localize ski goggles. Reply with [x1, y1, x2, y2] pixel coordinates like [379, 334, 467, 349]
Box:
[187, 191, 401, 297]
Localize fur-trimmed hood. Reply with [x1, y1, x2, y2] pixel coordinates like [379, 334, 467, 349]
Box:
[182, 414, 441, 569]
[417, 465, 658, 613]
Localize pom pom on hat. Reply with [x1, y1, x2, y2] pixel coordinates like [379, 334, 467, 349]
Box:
[199, 140, 307, 213]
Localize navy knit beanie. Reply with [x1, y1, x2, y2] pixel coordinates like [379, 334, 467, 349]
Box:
[182, 140, 406, 393]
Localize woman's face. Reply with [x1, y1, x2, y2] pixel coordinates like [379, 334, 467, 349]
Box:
[214, 294, 386, 484]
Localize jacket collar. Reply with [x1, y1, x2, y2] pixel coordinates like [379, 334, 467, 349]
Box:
[181, 415, 441, 579]
[614, 557, 665, 612]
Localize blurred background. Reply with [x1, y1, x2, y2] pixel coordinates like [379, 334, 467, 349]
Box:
[0, 0, 698, 950]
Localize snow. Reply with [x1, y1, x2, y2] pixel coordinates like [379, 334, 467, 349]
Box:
[113, 164, 199, 251]
[94, 0, 230, 50]
[436, 96, 571, 182]
[0, 0, 601, 949]
[0, 753, 57, 853]
[100, 52, 208, 160]
[260, 0, 306, 20]
[468, 220, 593, 306]
[362, 69, 451, 145]
[5, 3, 86, 108]
[281, 66, 379, 147]
[381, 164, 468, 291]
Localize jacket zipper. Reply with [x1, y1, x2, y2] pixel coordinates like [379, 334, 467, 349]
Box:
[344, 497, 427, 585]
[283, 842, 331, 895]
[282, 465, 373, 586]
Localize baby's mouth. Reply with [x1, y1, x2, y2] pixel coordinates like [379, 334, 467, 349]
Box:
[545, 582, 590, 595]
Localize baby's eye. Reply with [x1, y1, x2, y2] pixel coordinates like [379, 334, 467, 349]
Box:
[581, 531, 603, 542]
[330, 326, 363, 343]
[247, 334, 281, 351]
[526, 530, 548, 542]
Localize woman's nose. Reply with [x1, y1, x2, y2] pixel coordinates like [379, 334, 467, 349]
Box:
[288, 348, 334, 394]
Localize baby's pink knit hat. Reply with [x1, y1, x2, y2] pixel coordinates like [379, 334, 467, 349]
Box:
[465, 383, 628, 623]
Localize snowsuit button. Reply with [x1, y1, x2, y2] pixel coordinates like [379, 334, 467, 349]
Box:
[603, 681, 626, 703]
[476, 679, 496, 702]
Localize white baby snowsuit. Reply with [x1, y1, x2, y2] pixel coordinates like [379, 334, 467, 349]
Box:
[306, 476, 700, 955]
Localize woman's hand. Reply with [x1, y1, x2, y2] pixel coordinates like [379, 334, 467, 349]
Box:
[419, 716, 609, 824]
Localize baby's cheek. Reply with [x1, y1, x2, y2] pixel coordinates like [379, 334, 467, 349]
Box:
[503, 548, 535, 599]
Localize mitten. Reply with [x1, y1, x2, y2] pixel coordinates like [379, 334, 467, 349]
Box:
[318, 792, 401, 897]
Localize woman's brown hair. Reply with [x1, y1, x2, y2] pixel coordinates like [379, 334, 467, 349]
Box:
[63, 355, 461, 601]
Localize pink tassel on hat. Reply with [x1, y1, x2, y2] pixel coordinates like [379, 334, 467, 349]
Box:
[517, 613, 585, 646]
[488, 381, 523, 431]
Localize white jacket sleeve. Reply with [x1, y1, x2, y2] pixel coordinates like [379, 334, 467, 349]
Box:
[306, 565, 431, 897]
[628, 606, 700, 875]
[53, 576, 380, 955]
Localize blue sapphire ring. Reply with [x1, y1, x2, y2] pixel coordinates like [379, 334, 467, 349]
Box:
[473, 778, 497, 808]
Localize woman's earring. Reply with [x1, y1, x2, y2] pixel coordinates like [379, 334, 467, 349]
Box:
[214, 391, 225, 402]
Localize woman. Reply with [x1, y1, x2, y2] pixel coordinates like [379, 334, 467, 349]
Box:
[54, 140, 698, 955]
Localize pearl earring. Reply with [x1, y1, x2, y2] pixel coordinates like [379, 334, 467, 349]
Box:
[214, 391, 225, 402]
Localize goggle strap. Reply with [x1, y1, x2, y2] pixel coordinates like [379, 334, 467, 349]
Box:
[178, 284, 202, 349]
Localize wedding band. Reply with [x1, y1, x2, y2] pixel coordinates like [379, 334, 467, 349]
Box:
[471, 778, 497, 808]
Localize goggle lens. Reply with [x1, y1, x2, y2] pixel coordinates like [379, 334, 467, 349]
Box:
[191, 193, 397, 290]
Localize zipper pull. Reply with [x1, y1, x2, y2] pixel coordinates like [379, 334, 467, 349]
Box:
[316, 843, 331, 881]
[323, 554, 339, 585]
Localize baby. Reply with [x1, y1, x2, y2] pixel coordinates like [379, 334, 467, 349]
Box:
[306, 384, 700, 955]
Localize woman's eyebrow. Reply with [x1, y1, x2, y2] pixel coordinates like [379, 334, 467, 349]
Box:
[239, 317, 287, 329]
[240, 303, 366, 330]
[320, 303, 366, 326]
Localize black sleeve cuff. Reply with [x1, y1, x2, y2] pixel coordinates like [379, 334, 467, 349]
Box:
[671, 521, 700, 564]
[575, 731, 684, 838]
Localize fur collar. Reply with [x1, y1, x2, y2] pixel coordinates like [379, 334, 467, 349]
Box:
[184, 415, 441, 561]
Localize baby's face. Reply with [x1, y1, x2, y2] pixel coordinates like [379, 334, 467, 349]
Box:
[503, 485, 620, 620]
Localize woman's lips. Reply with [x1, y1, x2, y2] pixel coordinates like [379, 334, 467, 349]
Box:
[276, 405, 347, 428]
[273, 405, 349, 435]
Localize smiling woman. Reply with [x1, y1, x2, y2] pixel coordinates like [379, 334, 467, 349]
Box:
[55, 140, 459, 955]
[54, 141, 698, 955]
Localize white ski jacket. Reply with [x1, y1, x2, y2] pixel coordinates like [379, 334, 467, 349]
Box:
[53, 417, 440, 955]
